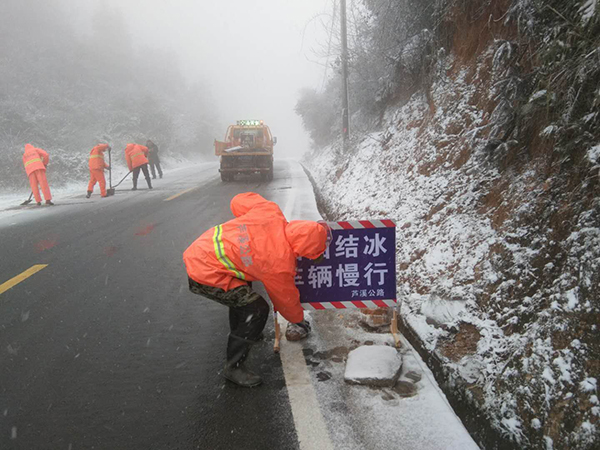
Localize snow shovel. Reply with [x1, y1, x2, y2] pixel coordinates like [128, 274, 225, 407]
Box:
[107, 170, 132, 196]
[106, 147, 115, 197]
[106, 148, 115, 196]
[21, 192, 34, 206]
[105, 147, 132, 196]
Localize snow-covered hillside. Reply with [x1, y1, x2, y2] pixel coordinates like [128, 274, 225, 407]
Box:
[305, 52, 599, 450]
[299, 1, 600, 447]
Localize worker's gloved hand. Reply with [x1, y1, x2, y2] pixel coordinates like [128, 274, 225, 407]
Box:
[296, 319, 311, 333]
[285, 319, 311, 341]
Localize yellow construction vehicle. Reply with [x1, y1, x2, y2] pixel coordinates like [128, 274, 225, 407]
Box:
[214, 120, 276, 182]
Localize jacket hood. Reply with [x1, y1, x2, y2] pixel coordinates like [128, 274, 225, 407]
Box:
[125, 143, 136, 154]
[24, 143, 35, 153]
[230, 192, 270, 217]
[91, 144, 108, 154]
[285, 220, 327, 259]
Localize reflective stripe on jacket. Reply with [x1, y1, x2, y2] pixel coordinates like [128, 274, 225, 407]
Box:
[183, 192, 327, 323]
[23, 144, 49, 176]
[25, 158, 42, 167]
[89, 144, 109, 170]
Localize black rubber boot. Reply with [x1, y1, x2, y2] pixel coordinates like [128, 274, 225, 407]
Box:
[228, 309, 265, 340]
[146, 177, 153, 189]
[222, 335, 262, 387]
[86, 191, 92, 198]
[45, 200, 55, 206]
[131, 180, 137, 191]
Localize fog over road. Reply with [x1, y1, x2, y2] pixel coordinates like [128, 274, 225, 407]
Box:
[0, 161, 306, 450]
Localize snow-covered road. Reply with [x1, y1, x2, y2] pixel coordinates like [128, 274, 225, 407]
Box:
[0, 159, 478, 449]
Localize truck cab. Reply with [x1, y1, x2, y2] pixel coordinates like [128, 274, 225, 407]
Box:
[214, 120, 276, 182]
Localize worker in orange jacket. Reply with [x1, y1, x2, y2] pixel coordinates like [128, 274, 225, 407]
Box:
[23, 144, 54, 206]
[86, 144, 111, 198]
[183, 192, 328, 387]
[125, 143, 152, 190]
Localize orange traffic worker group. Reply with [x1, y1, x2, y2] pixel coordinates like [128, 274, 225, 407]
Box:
[22, 142, 158, 206]
[23, 144, 53, 206]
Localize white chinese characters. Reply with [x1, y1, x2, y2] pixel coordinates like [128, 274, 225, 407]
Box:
[363, 233, 387, 257]
[307, 266, 333, 289]
[363, 262, 389, 286]
[294, 227, 394, 302]
[299, 262, 389, 288]
[334, 234, 359, 258]
[336, 263, 360, 287]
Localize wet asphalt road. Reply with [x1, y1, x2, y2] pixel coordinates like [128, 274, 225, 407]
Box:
[0, 163, 300, 449]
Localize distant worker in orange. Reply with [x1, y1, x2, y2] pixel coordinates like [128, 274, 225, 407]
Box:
[23, 143, 54, 206]
[86, 144, 111, 198]
[183, 192, 329, 387]
[125, 143, 152, 191]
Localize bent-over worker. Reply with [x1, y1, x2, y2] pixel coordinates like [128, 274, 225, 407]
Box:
[183, 192, 327, 387]
[86, 143, 111, 198]
[23, 144, 53, 206]
[125, 143, 152, 191]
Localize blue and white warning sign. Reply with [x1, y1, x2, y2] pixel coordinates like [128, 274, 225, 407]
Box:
[295, 220, 396, 310]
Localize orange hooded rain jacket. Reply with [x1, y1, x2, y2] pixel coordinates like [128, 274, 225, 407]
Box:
[125, 144, 149, 171]
[89, 144, 110, 170]
[23, 144, 49, 176]
[183, 192, 327, 323]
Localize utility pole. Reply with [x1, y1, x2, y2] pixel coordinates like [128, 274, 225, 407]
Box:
[340, 0, 349, 150]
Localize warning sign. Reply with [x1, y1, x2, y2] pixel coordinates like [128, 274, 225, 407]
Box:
[295, 220, 396, 310]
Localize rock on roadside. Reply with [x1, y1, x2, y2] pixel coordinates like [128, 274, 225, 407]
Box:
[344, 345, 402, 387]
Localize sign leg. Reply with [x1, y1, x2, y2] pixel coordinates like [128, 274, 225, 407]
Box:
[391, 308, 401, 348]
[274, 311, 281, 353]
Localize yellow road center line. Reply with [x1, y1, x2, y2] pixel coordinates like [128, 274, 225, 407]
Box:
[0, 264, 48, 296]
[163, 186, 199, 202]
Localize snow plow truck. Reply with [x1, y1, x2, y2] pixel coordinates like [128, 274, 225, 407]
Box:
[214, 120, 277, 182]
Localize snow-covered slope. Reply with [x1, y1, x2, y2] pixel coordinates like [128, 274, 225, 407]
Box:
[305, 55, 599, 448]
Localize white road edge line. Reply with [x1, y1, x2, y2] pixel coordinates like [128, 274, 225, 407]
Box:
[279, 336, 334, 450]
[281, 175, 335, 450]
